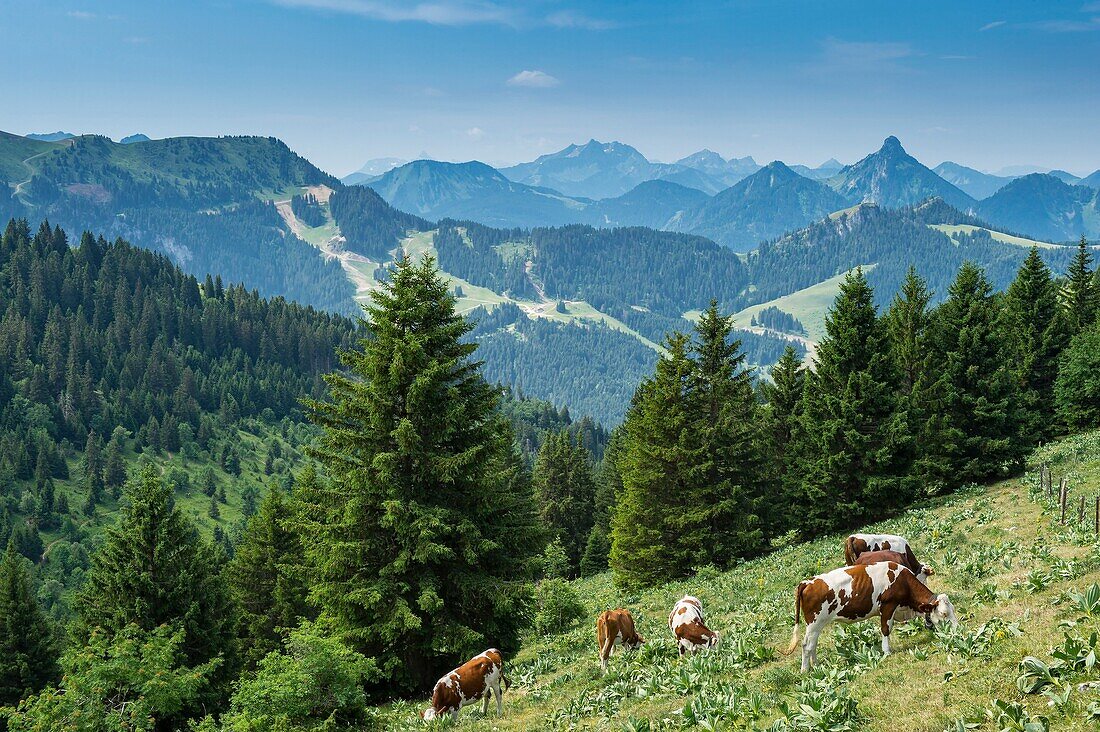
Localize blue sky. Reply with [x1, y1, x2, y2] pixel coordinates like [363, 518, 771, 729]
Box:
[1, 0, 1098, 176]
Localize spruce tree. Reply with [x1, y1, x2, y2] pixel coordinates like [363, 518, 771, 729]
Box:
[1003, 248, 1067, 444]
[929, 262, 1023, 482]
[760, 345, 805, 533]
[305, 255, 540, 694]
[687, 302, 764, 561]
[0, 541, 59, 710]
[1064, 235, 1097, 334]
[611, 333, 700, 589]
[532, 430, 596, 576]
[1055, 321, 1100, 429]
[579, 429, 624, 577]
[796, 269, 908, 534]
[228, 487, 311, 669]
[75, 466, 238, 719]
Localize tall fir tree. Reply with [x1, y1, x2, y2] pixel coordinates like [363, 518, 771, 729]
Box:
[305, 255, 540, 694]
[687, 302, 765, 561]
[0, 541, 59, 713]
[928, 262, 1024, 482]
[1063, 235, 1098, 335]
[796, 269, 909, 534]
[1003, 248, 1067, 444]
[760, 345, 805, 533]
[227, 487, 312, 669]
[532, 430, 596, 577]
[579, 428, 624, 577]
[75, 466, 239, 721]
[611, 333, 700, 589]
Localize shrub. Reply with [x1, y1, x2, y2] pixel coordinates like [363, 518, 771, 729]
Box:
[533, 579, 586, 635]
[1055, 323, 1100, 429]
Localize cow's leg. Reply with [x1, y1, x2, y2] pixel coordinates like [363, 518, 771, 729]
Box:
[495, 680, 503, 716]
[600, 637, 615, 673]
[482, 690, 490, 715]
[880, 605, 895, 656]
[801, 624, 818, 672]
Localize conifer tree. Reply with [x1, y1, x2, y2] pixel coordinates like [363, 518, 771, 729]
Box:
[305, 255, 540, 694]
[1064, 235, 1097, 334]
[611, 333, 700, 589]
[0, 541, 59, 710]
[532, 430, 596, 576]
[228, 487, 311, 669]
[796, 269, 908, 534]
[687, 302, 764, 560]
[76, 466, 238, 719]
[579, 429, 624, 577]
[1055, 321, 1100, 429]
[1003, 248, 1067, 444]
[760, 345, 805, 533]
[929, 262, 1023, 482]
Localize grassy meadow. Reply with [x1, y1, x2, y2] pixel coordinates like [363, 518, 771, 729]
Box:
[378, 430, 1100, 731]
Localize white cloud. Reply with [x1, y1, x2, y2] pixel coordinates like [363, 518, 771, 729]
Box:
[545, 10, 616, 30]
[466, 127, 485, 139]
[67, 10, 96, 19]
[270, 0, 517, 26]
[979, 20, 1006, 31]
[809, 38, 917, 76]
[507, 70, 560, 88]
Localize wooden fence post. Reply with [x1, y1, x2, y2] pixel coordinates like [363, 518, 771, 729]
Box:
[1093, 495, 1098, 536]
[1042, 464, 1051, 498]
[1060, 478, 1068, 524]
[1079, 495, 1086, 525]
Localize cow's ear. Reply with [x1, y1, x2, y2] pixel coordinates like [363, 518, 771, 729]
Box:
[923, 565, 935, 576]
[917, 601, 936, 614]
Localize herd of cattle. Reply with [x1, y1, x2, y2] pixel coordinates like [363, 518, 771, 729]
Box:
[420, 532, 958, 721]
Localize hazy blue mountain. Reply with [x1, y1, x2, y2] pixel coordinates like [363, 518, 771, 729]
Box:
[26, 131, 75, 141]
[500, 139, 719, 198]
[653, 166, 727, 194]
[668, 161, 848, 251]
[1080, 170, 1100, 190]
[675, 149, 760, 186]
[586, 179, 710, 228]
[933, 161, 1014, 199]
[342, 157, 406, 185]
[120, 133, 151, 144]
[366, 159, 589, 228]
[977, 173, 1100, 242]
[1047, 169, 1082, 185]
[826, 136, 975, 210]
[994, 165, 1051, 177]
[790, 158, 844, 180]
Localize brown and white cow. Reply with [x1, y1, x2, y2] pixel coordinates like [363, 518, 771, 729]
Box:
[669, 595, 720, 656]
[786, 562, 956, 671]
[844, 533, 918, 568]
[596, 609, 645, 673]
[421, 649, 508, 721]
[852, 549, 934, 584]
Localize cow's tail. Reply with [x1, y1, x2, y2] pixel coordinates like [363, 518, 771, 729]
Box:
[501, 674, 511, 692]
[843, 536, 857, 565]
[784, 582, 804, 655]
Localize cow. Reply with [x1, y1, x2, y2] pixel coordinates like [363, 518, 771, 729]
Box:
[421, 649, 508, 721]
[852, 549, 934, 584]
[596, 609, 645, 673]
[668, 595, 720, 656]
[785, 562, 957, 671]
[844, 533, 919, 569]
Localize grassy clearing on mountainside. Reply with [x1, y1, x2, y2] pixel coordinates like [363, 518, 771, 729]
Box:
[928, 225, 1067, 251]
[730, 266, 875, 342]
[378, 430, 1100, 731]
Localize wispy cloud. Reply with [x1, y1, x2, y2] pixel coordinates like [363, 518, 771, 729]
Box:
[465, 127, 485, 139]
[979, 20, 1006, 31]
[811, 38, 917, 75]
[507, 70, 560, 88]
[545, 10, 617, 30]
[67, 10, 96, 19]
[270, 0, 517, 26]
[1027, 16, 1100, 32]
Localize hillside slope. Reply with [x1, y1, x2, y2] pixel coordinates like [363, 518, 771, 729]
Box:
[379, 430, 1100, 730]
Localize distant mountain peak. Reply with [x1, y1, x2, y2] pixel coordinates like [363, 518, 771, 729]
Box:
[120, 133, 151, 144]
[26, 131, 75, 142]
[881, 135, 904, 153]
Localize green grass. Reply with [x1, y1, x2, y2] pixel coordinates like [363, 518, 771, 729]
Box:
[0, 130, 66, 187]
[377, 429, 1100, 731]
[729, 265, 876, 343]
[929, 224, 1065, 251]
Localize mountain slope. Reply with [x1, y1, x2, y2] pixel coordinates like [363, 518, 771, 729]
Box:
[1079, 170, 1100, 190]
[674, 149, 760, 187]
[669, 161, 849, 251]
[586, 179, 710, 228]
[933, 161, 1014, 199]
[827, 136, 975, 210]
[977, 173, 1100, 242]
[365, 159, 588, 228]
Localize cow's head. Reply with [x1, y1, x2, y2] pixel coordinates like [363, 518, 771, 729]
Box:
[624, 632, 645, 650]
[421, 707, 438, 721]
[919, 593, 958, 629]
[708, 630, 721, 648]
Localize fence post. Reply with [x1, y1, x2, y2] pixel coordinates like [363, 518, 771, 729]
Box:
[1094, 496, 1098, 536]
[1079, 495, 1086, 525]
[1042, 464, 1051, 498]
[1060, 478, 1068, 524]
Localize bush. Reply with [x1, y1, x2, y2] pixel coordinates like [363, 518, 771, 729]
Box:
[533, 579, 586, 635]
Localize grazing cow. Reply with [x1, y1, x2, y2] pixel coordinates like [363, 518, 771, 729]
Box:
[668, 595, 720, 656]
[843, 533, 919, 569]
[852, 549, 934, 584]
[421, 649, 508, 721]
[596, 609, 645, 673]
[786, 562, 957, 671]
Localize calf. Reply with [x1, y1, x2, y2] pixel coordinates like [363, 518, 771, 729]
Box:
[852, 549, 934, 584]
[596, 609, 645, 673]
[844, 532, 919, 570]
[786, 562, 957, 672]
[668, 595, 720, 656]
[421, 649, 508, 721]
